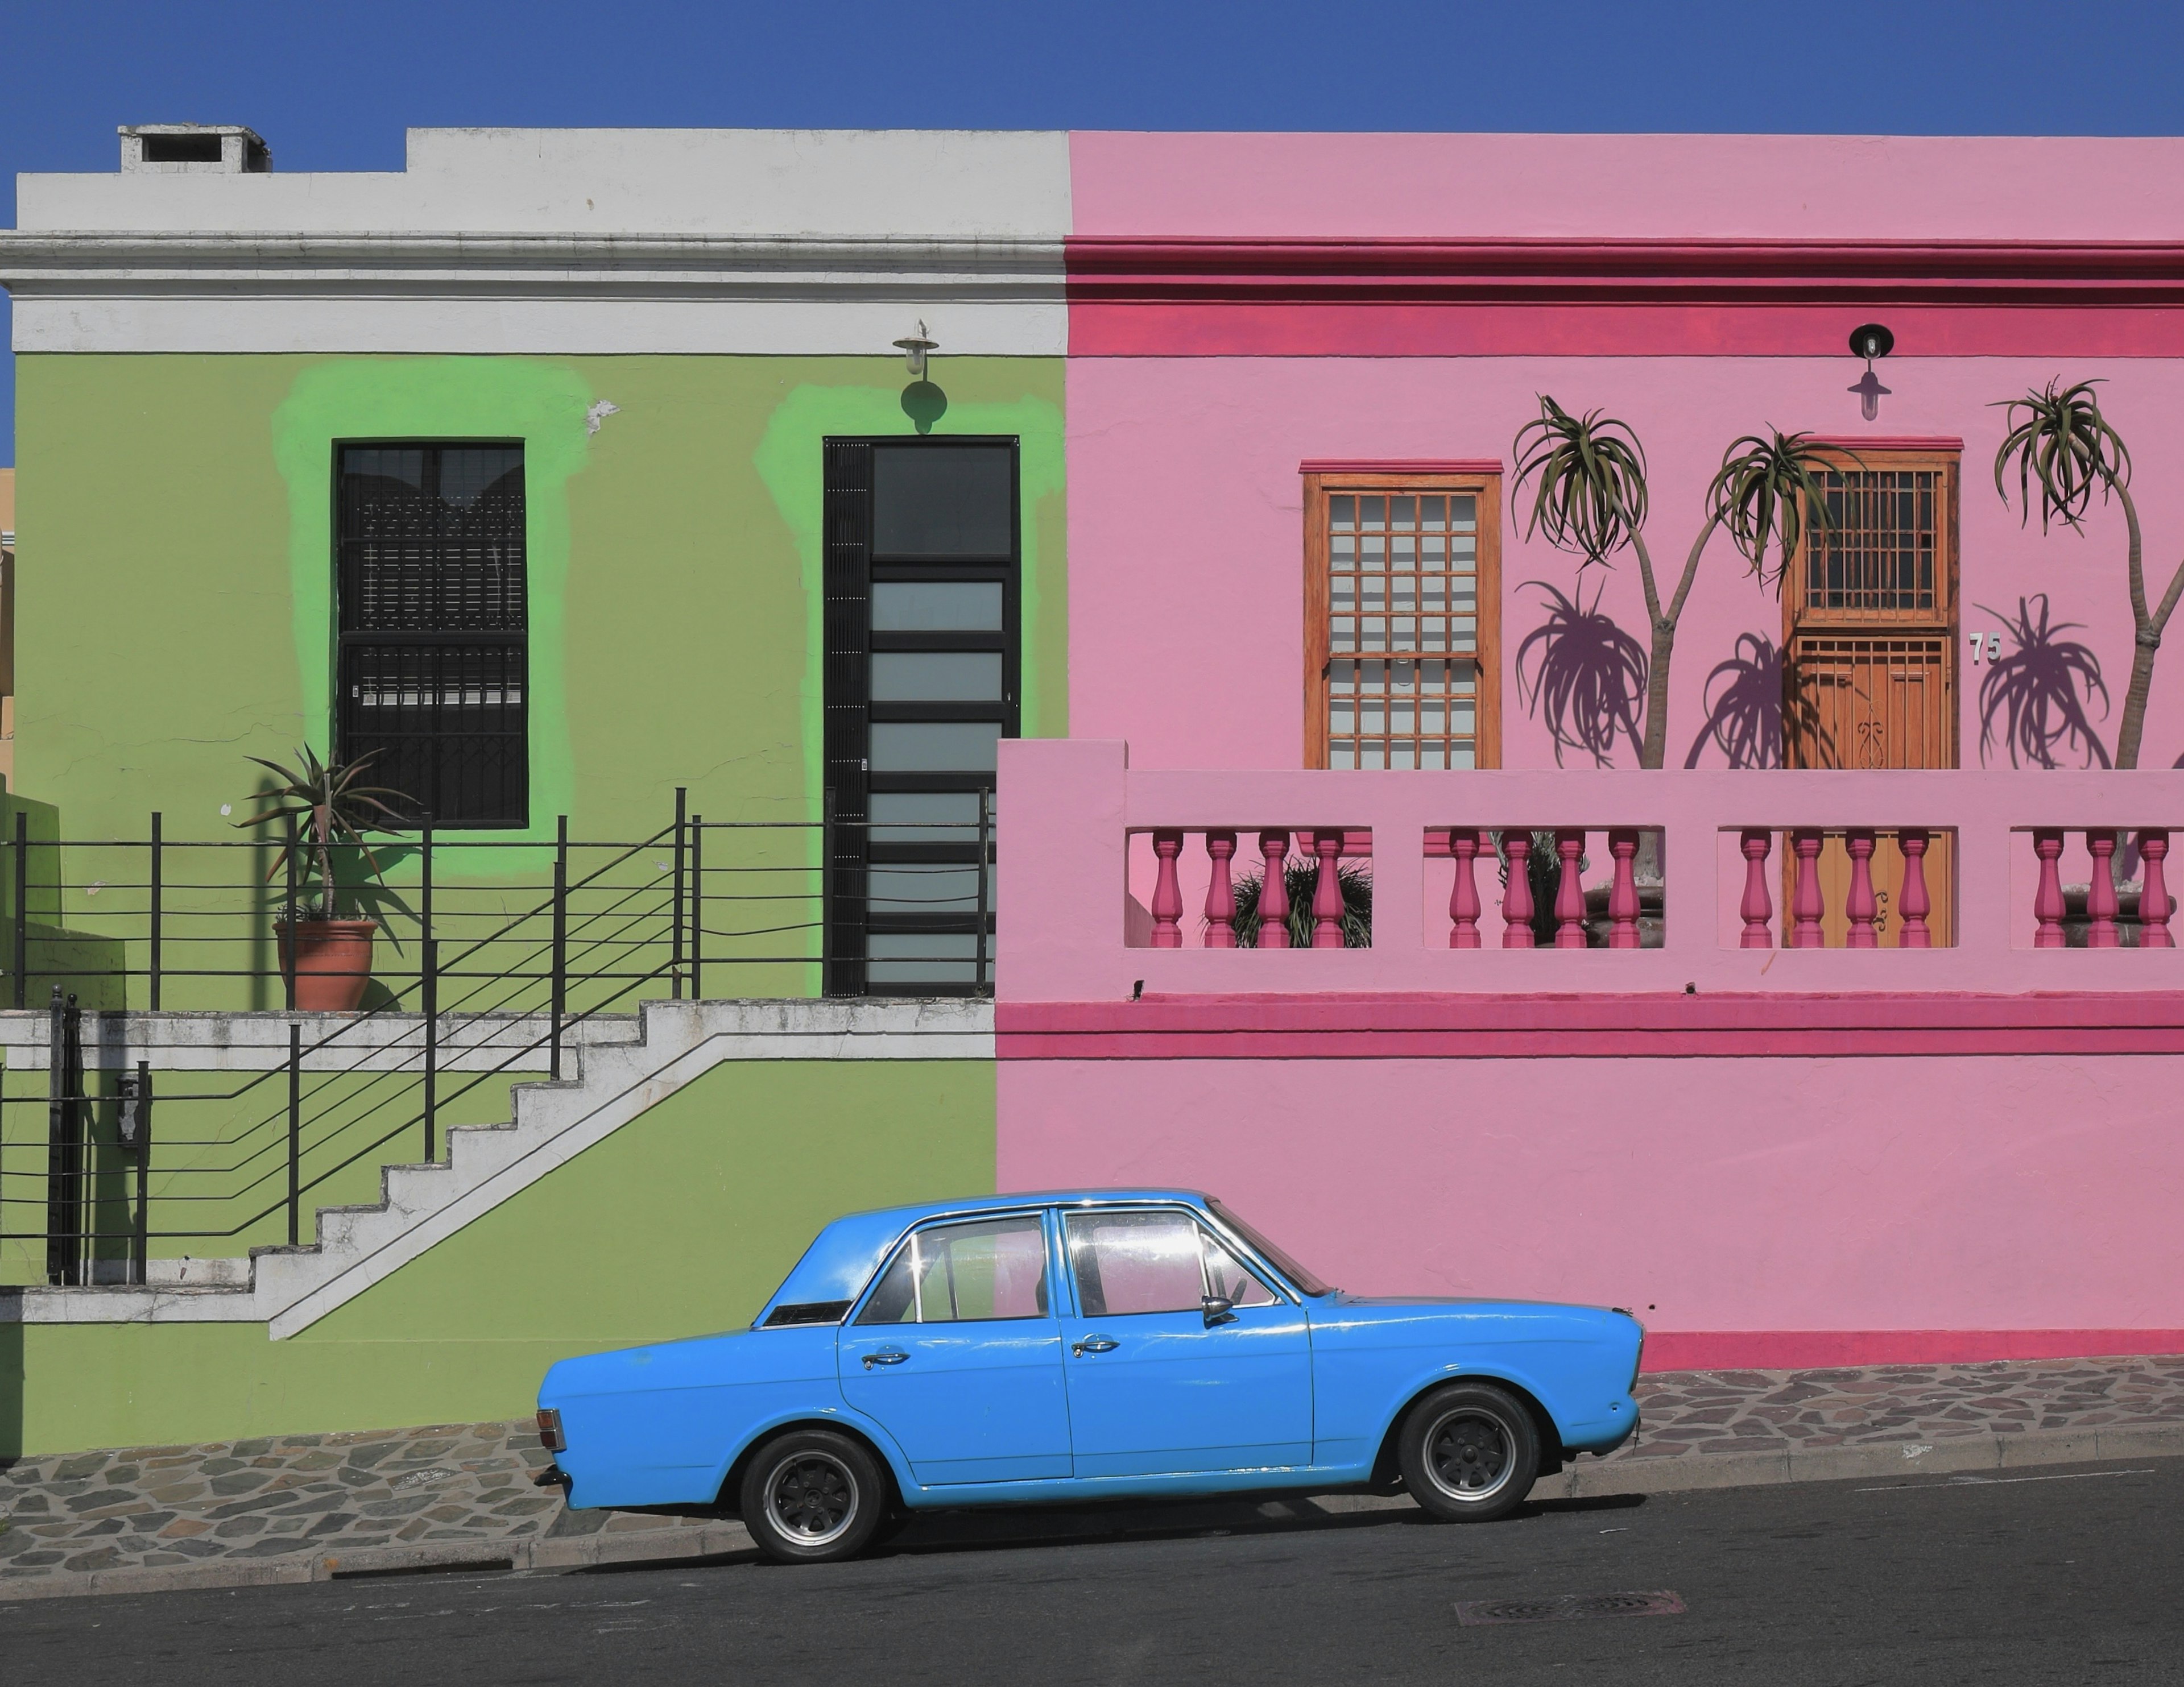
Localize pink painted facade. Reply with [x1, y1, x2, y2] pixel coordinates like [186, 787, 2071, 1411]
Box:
[999, 132, 2184, 1368]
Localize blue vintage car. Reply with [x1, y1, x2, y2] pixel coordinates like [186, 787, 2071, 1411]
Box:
[535, 1190, 1643, 1562]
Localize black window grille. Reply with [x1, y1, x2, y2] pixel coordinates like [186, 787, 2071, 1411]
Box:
[336, 445, 528, 828]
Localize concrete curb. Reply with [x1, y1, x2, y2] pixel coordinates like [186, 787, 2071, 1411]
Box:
[1533, 1418, 2184, 1500]
[6, 1421, 2181, 1604]
[0, 1522, 760, 1603]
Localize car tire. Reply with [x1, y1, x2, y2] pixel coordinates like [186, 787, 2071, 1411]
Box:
[1397, 1383, 1540, 1523]
[738, 1429, 888, 1564]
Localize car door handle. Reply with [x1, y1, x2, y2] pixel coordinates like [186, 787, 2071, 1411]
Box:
[1072, 1336, 1119, 1356]
[861, 1349, 909, 1369]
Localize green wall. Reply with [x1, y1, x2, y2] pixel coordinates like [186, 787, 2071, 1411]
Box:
[1, 1056, 997, 1456]
[10, 354, 1065, 1002]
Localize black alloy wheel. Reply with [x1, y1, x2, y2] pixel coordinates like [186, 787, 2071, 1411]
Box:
[1397, 1382, 1540, 1523]
[738, 1428, 888, 1564]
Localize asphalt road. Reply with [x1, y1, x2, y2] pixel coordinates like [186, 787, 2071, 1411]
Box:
[7, 1458, 2178, 1685]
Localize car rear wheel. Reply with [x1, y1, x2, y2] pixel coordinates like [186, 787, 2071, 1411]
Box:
[1397, 1383, 1539, 1523]
[739, 1429, 887, 1564]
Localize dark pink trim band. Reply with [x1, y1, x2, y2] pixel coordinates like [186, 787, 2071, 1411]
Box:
[1300, 459, 1504, 476]
[1065, 239, 2184, 355]
[1803, 436, 1965, 452]
[997, 990, 2184, 1060]
[1643, 1329, 2184, 1373]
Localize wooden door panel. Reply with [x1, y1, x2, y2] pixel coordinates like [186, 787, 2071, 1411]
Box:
[1790, 830, 1956, 948]
[1785, 634, 1952, 771]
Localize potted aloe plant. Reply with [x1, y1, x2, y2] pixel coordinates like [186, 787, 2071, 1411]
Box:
[235, 747, 405, 1011]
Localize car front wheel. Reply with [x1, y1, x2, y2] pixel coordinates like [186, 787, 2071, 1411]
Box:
[1397, 1383, 1540, 1523]
[739, 1429, 887, 1564]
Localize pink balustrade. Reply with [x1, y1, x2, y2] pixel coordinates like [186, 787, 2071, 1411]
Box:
[1131, 827, 1372, 950]
[1066, 745, 2184, 986]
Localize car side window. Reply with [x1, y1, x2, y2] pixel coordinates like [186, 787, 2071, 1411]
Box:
[856, 1215, 1051, 1325]
[1202, 1230, 1278, 1308]
[1065, 1211, 1280, 1317]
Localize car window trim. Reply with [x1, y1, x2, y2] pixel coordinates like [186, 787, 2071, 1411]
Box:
[1058, 1203, 1298, 1315]
[845, 1206, 1062, 1328]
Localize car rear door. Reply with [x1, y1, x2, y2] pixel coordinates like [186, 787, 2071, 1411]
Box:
[838, 1211, 1073, 1485]
[1057, 1207, 1313, 1479]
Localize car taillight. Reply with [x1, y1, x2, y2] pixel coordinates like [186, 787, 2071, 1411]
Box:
[536, 1407, 564, 1452]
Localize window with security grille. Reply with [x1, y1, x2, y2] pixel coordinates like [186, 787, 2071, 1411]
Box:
[1304, 472, 1502, 769]
[1803, 467, 1943, 617]
[336, 445, 527, 827]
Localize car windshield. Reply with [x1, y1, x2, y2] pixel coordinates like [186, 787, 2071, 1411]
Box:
[1207, 1201, 1333, 1296]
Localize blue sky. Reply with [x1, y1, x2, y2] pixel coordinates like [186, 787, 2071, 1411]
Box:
[5, 0, 2183, 465]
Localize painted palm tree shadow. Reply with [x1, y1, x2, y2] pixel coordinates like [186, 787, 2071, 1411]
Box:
[1977, 594, 2111, 769]
[1515, 579, 1647, 768]
[1684, 633, 1785, 769]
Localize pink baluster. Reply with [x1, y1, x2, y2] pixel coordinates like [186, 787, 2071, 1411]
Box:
[1257, 830, 1291, 949]
[1739, 829, 1774, 950]
[1447, 830, 1483, 950]
[1501, 831, 1535, 949]
[1897, 829, 1932, 949]
[1844, 828, 1879, 949]
[1311, 830, 1346, 948]
[2087, 830, 2120, 947]
[1607, 829, 1641, 950]
[1789, 830, 1826, 949]
[1150, 830, 1184, 949]
[1203, 830, 1237, 948]
[1553, 829, 1588, 950]
[2138, 830, 2173, 948]
[2032, 829, 2066, 949]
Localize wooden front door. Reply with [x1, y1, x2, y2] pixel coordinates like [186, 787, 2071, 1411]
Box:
[1782, 449, 1959, 946]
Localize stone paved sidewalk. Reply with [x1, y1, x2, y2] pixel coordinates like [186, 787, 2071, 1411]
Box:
[4, 1353, 2182, 1597]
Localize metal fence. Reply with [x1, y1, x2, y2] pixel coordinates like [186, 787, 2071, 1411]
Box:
[0, 793, 996, 1285]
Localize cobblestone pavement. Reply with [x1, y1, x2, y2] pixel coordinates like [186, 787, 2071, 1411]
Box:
[4, 1353, 2182, 1592]
[0, 1419, 709, 1587]
[1623, 1352, 2184, 1461]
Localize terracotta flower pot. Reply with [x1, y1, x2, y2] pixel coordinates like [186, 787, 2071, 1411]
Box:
[278, 919, 378, 1012]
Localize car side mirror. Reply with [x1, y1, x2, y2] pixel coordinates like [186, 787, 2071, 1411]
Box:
[1202, 1295, 1236, 1328]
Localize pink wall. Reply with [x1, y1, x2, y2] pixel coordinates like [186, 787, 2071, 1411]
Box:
[1065, 355, 2184, 777]
[1069, 133, 2184, 240]
[996, 740, 2184, 1361]
[997, 1050, 2184, 1363]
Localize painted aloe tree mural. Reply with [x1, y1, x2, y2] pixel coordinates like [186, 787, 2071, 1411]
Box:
[1512, 396, 1839, 769]
[1993, 379, 2184, 769]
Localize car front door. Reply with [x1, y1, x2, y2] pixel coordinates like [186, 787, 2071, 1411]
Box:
[838, 1212, 1073, 1485]
[1058, 1207, 1314, 1479]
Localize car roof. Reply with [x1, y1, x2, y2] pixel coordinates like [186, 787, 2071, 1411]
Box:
[755, 1190, 1217, 1324]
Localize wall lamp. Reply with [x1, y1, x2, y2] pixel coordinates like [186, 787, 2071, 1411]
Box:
[892, 321, 938, 380]
[1848, 322, 1893, 421]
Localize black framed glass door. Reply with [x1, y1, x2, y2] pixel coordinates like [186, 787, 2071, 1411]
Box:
[823, 438, 1017, 995]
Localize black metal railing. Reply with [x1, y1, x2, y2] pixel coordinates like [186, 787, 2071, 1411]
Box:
[0, 793, 995, 1284]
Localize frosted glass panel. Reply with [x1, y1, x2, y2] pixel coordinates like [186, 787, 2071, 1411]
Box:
[872, 581, 1004, 631]
[871, 652, 1005, 701]
[868, 720, 1002, 773]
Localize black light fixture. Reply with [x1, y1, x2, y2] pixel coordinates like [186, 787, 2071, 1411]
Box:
[1848, 322, 1894, 421]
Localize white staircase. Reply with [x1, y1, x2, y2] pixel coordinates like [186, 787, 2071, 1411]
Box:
[0, 997, 992, 1336]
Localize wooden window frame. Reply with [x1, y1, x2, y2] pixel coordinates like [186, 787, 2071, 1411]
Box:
[1302, 467, 1502, 770]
